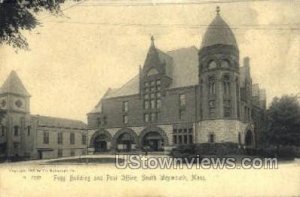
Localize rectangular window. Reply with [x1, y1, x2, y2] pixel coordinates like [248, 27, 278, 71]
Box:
[144, 113, 149, 123]
[144, 101, 149, 109]
[150, 99, 155, 109]
[70, 149, 75, 156]
[123, 115, 128, 124]
[156, 79, 161, 85]
[58, 132, 63, 144]
[150, 81, 155, 86]
[14, 126, 19, 136]
[58, 149, 63, 157]
[43, 131, 49, 144]
[189, 135, 193, 144]
[178, 135, 183, 144]
[173, 135, 177, 144]
[179, 109, 185, 120]
[184, 135, 188, 144]
[156, 92, 161, 98]
[144, 94, 149, 99]
[151, 113, 156, 122]
[70, 133, 75, 145]
[123, 101, 128, 112]
[179, 94, 186, 106]
[156, 112, 160, 121]
[144, 82, 149, 87]
[82, 134, 87, 145]
[156, 99, 161, 109]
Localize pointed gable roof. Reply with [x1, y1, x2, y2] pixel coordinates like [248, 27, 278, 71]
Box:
[0, 71, 30, 97]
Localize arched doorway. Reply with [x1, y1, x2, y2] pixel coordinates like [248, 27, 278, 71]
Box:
[139, 126, 168, 152]
[90, 130, 112, 153]
[94, 134, 108, 152]
[116, 133, 135, 152]
[245, 130, 254, 147]
[112, 128, 138, 152]
[142, 132, 164, 151]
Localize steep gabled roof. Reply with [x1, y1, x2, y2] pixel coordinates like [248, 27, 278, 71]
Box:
[0, 71, 30, 96]
[89, 46, 200, 113]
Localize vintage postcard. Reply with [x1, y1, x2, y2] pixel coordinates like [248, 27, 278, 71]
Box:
[0, 0, 299, 196]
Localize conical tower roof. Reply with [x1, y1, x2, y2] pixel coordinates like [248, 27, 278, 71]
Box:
[0, 71, 30, 97]
[201, 7, 238, 49]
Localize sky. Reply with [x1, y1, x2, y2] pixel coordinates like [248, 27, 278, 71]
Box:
[0, 0, 299, 122]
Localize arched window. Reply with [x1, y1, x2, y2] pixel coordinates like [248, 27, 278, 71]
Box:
[208, 76, 216, 95]
[221, 60, 230, 68]
[147, 68, 159, 76]
[223, 75, 230, 95]
[208, 133, 215, 143]
[208, 60, 217, 69]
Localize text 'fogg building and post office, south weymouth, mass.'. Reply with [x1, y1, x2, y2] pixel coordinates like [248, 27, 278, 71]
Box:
[87, 7, 267, 153]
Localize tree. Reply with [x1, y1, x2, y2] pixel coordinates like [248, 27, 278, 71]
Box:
[0, 0, 78, 49]
[265, 95, 300, 147]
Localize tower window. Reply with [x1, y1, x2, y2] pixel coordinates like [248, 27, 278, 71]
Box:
[223, 75, 230, 95]
[208, 77, 216, 95]
[43, 131, 49, 144]
[209, 100, 215, 117]
[208, 60, 217, 69]
[221, 60, 230, 68]
[224, 100, 231, 117]
[14, 126, 19, 136]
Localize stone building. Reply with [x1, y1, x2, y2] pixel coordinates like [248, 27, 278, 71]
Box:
[0, 71, 87, 160]
[87, 8, 267, 153]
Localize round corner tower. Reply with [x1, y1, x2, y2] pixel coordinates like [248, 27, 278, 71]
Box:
[196, 7, 244, 144]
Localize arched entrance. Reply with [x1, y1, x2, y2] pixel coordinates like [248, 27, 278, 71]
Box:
[245, 130, 254, 147]
[139, 126, 168, 152]
[142, 132, 164, 151]
[112, 128, 138, 152]
[94, 134, 108, 152]
[90, 130, 112, 153]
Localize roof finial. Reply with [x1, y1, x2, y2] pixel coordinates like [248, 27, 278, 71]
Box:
[216, 6, 220, 15]
[151, 35, 155, 46]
